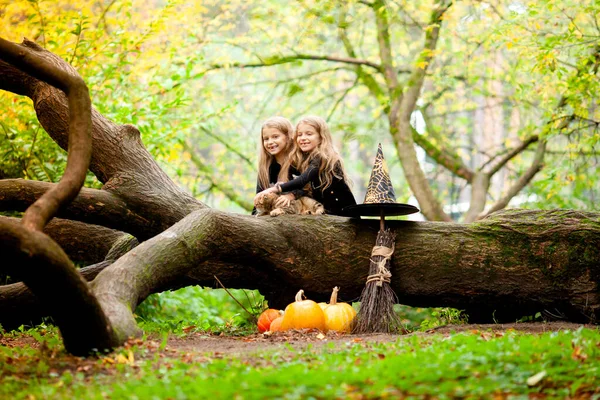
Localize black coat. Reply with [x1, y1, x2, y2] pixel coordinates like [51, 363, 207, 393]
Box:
[279, 156, 356, 216]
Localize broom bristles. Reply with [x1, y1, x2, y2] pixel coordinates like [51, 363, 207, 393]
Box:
[354, 228, 401, 333]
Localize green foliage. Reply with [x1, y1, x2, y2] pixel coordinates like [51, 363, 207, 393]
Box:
[2, 326, 599, 399]
[135, 286, 265, 333]
[419, 307, 469, 330]
[3, 0, 599, 215]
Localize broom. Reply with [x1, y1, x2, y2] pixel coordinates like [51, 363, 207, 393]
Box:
[353, 212, 401, 333]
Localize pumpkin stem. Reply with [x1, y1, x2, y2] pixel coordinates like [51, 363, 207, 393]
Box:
[329, 286, 339, 305]
[295, 289, 305, 302]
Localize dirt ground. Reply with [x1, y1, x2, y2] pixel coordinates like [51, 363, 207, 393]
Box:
[1, 321, 596, 381]
[166, 321, 596, 356]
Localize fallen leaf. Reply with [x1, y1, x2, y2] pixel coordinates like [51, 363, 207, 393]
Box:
[526, 371, 547, 386]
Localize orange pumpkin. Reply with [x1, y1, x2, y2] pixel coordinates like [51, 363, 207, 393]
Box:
[322, 287, 356, 333]
[281, 290, 326, 332]
[269, 316, 285, 332]
[257, 308, 281, 332]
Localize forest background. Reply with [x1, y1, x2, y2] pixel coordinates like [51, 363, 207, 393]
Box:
[1, 0, 599, 327]
[2, 1, 600, 398]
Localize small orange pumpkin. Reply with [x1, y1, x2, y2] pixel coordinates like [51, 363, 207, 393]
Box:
[269, 316, 285, 332]
[281, 289, 326, 332]
[322, 287, 356, 333]
[257, 308, 281, 332]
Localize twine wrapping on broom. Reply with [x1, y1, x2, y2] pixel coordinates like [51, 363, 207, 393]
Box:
[354, 229, 401, 333]
[366, 244, 395, 286]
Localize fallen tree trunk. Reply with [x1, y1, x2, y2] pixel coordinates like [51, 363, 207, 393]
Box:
[89, 208, 599, 343]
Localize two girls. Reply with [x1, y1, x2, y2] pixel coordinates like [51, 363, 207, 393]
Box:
[255, 115, 356, 216]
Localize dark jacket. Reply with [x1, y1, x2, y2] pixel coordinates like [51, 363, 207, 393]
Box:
[279, 156, 356, 216]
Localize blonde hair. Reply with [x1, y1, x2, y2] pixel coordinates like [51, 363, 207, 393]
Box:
[284, 115, 351, 191]
[257, 116, 295, 190]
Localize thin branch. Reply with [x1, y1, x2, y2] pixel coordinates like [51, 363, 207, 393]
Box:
[30, 0, 46, 48]
[292, 85, 354, 119]
[238, 67, 347, 88]
[337, 3, 387, 106]
[559, 7, 586, 38]
[373, 0, 400, 92]
[480, 140, 546, 219]
[214, 275, 257, 322]
[199, 126, 253, 168]
[180, 139, 253, 211]
[69, 16, 84, 65]
[486, 135, 539, 176]
[418, 109, 474, 182]
[205, 53, 382, 73]
[95, 0, 118, 32]
[327, 76, 360, 120]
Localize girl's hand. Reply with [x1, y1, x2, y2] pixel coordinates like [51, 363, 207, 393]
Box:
[275, 193, 294, 208]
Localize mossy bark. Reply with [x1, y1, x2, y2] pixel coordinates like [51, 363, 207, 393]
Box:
[90, 208, 599, 343]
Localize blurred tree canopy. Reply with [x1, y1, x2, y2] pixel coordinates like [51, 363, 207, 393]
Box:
[1, 0, 598, 221]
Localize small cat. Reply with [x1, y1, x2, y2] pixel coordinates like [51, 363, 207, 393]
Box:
[255, 192, 325, 217]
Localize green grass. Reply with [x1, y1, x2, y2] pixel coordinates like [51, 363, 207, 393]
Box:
[2, 326, 599, 399]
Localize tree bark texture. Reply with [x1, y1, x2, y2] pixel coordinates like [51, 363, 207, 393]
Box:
[0, 230, 136, 331]
[0, 179, 156, 240]
[0, 218, 117, 354]
[0, 215, 126, 265]
[89, 208, 599, 343]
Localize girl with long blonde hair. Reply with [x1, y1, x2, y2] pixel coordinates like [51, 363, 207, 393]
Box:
[252, 116, 299, 214]
[258, 116, 356, 216]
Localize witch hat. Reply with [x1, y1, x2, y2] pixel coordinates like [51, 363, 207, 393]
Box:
[343, 144, 419, 217]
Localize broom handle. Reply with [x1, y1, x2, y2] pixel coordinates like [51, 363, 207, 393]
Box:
[380, 209, 385, 231]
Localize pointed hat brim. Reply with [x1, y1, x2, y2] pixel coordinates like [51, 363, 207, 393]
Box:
[342, 203, 420, 217]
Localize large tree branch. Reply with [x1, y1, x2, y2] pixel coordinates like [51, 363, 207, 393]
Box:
[0, 38, 117, 354]
[382, 1, 453, 221]
[0, 179, 156, 239]
[373, 0, 400, 93]
[0, 215, 127, 266]
[399, 0, 452, 118]
[0, 228, 137, 331]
